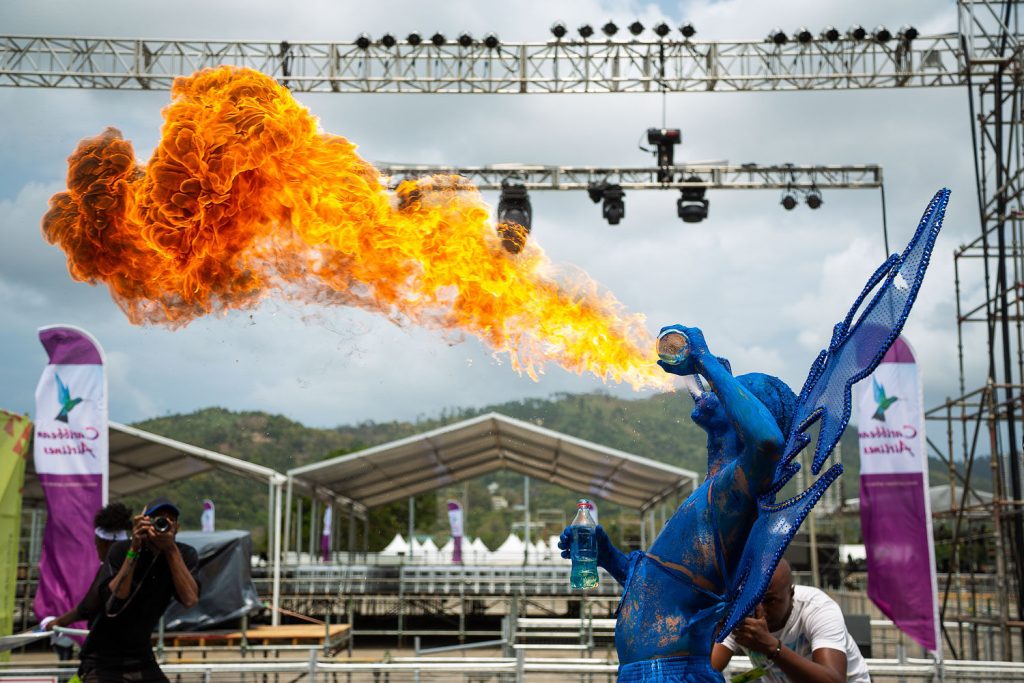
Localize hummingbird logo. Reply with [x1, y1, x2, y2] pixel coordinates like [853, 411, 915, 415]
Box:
[54, 373, 83, 423]
[871, 377, 898, 422]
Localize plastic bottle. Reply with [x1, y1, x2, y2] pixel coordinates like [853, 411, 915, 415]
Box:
[570, 499, 599, 590]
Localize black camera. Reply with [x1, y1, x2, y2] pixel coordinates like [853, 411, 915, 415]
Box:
[152, 516, 172, 533]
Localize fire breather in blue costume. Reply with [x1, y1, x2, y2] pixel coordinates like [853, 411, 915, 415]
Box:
[560, 190, 950, 682]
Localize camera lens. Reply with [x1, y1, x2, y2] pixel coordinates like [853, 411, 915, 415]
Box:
[153, 516, 171, 533]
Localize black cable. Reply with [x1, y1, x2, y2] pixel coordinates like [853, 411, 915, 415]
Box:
[879, 182, 891, 257]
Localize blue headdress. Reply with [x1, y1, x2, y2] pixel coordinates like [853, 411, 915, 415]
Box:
[717, 188, 950, 638]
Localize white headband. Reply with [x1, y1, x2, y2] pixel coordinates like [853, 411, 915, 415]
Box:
[94, 527, 130, 541]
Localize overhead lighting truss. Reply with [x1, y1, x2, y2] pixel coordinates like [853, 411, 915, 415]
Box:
[0, 32, 971, 92]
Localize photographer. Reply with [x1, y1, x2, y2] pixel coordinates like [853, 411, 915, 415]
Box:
[75, 497, 199, 683]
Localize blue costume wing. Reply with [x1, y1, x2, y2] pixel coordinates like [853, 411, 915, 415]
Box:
[717, 188, 950, 638]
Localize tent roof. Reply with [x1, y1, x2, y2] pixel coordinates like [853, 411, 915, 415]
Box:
[288, 412, 698, 511]
[24, 421, 284, 505]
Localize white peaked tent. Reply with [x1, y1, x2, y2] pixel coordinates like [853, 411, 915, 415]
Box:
[421, 537, 439, 562]
[491, 533, 526, 563]
[469, 537, 490, 563]
[380, 533, 409, 556]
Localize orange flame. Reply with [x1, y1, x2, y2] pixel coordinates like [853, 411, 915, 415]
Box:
[42, 66, 671, 391]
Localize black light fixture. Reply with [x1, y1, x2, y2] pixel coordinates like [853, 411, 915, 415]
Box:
[805, 187, 823, 209]
[587, 182, 606, 204]
[407, 32, 423, 46]
[458, 32, 474, 47]
[794, 27, 813, 44]
[767, 28, 788, 45]
[647, 127, 681, 182]
[483, 33, 500, 49]
[381, 33, 397, 48]
[653, 22, 671, 38]
[497, 180, 532, 254]
[873, 25, 892, 43]
[601, 184, 626, 225]
[431, 32, 446, 46]
[679, 23, 696, 38]
[820, 26, 840, 42]
[551, 22, 568, 39]
[899, 25, 919, 42]
[355, 33, 371, 49]
[677, 176, 709, 223]
[848, 24, 867, 41]
[628, 20, 645, 36]
[602, 21, 619, 37]
[781, 192, 798, 210]
[578, 23, 595, 39]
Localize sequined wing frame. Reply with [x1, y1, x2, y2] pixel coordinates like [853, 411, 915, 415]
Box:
[717, 188, 950, 639]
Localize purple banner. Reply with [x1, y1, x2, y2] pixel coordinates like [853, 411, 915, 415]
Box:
[447, 501, 463, 565]
[33, 326, 108, 627]
[857, 336, 939, 653]
[321, 505, 332, 563]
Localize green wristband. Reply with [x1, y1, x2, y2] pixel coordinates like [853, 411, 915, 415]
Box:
[126, 549, 139, 560]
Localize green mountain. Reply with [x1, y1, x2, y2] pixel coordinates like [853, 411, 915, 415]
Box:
[128, 392, 967, 553]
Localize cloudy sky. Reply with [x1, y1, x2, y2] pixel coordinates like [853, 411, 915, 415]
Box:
[1, 1, 979, 431]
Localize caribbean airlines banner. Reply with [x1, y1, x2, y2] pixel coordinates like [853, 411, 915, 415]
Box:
[0, 410, 31, 654]
[32, 326, 108, 624]
[857, 336, 939, 653]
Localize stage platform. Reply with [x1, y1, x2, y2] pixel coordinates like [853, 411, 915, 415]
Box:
[164, 623, 351, 655]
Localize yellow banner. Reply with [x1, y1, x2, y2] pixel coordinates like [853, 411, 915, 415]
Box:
[0, 410, 31, 660]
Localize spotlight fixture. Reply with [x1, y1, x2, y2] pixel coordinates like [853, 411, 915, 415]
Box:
[820, 26, 840, 42]
[806, 188, 823, 210]
[848, 24, 867, 41]
[679, 23, 696, 38]
[653, 22, 671, 38]
[600, 185, 625, 225]
[407, 32, 423, 46]
[602, 21, 619, 37]
[355, 33, 371, 49]
[458, 32, 474, 47]
[587, 182, 606, 204]
[677, 176, 709, 223]
[873, 25, 892, 43]
[899, 25, 919, 42]
[647, 127, 681, 182]
[578, 23, 595, 39]
[781, 192, 798, 211]
[767, 28, 788, 45]
[628, 20, 644, 36]
[551, 22, 568, 39]
[431, 32, 446, 46]
[794, 27, 813, 44]
[483, 33, 500, 49]
[381, 33, 397, 48]
[497, 180, 532, 254]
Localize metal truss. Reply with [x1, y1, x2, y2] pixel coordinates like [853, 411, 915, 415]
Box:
[373, 163, 881, 191]
[0, 33, 976, 93]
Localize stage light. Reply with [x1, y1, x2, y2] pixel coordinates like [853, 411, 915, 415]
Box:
[483, 33, 500, 49]
[848, 24, 867, 41]
[431, 32, 447, 47]
[551, 22, 568, 39]
[677, 176, 709, 223]
[458, 32, 474, 47]
[355, 33, 371, 49]
[781, 193, 798, 211]
[628, 21, 645, 36]
[647, 127, 681, 182]
[601, 185, 625, 225]
[820, 26, 840, 42]
[899, 25, 919, 42]
[679, 23, 696, 38]
[873, 26, 892, 43]
[407, 32, 423, 46]
[653, 22, 671, 38]
[587, 182, 605, 204]
[768, 28, 788, 45]
[806, 188, 823, 209]
[497, 180, 532, 254]
[381, 33, 397, 48]
[578, 24, 595, 39]
[602, 21, 619, 37]
[795, 27, 813, 44]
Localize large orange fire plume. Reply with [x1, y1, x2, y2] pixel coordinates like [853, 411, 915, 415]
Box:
[43, 66, 670, 391]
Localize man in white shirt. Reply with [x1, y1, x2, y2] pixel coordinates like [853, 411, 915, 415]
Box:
[711, 559, 870, 683]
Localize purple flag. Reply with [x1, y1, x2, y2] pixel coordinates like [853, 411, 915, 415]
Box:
[33, 326, 108, 626]
[857, 336, 940, 653]
[201, 499, 215, 532]
[447, 500, 463, 565]
[321, 505, 332, 563]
